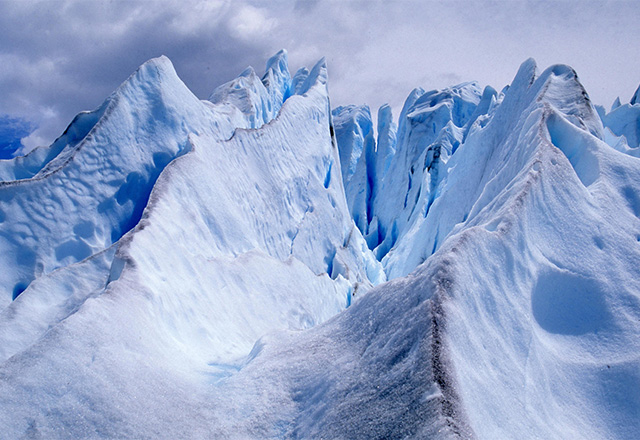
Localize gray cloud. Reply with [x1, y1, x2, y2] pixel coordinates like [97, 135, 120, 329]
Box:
[1, 0, 638, 151]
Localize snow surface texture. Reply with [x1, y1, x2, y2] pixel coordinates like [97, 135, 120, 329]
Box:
[0, 51, 639, 439]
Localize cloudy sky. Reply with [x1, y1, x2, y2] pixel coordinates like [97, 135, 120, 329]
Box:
[1, 0, 639, 155]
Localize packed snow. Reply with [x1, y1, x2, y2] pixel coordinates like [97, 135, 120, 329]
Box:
[0, 50, 639, 439]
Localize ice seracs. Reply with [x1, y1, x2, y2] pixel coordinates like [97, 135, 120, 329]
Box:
[331, 104, 376, 235]
[208, 49, 293, 129]
[333, 80, 498, 274]
[631, 84, 640, 105]
[0, 51, 638, 439]
[319, 58, 640, 438]
[599, 84, 640, 156]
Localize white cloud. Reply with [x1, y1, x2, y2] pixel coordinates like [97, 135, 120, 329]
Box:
[227, 5, 276, 42]
[18, 106, 59, 154]
[19, 130, 48, 155]
[168, 0, 231, 35]
[0, 0, 638, 149]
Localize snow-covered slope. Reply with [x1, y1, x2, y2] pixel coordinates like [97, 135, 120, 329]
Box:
[319, 60, 640, 438]
[0, 56, 217, 308]
[0, 51, 384, 438]
[0, 52, 639, 439]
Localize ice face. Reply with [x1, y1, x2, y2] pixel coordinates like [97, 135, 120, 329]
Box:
[611, 96, 622, 111]
[331, 104, 376, 234]
[369, 82, 485, 263]
[0, 56, 208, 308]
[631, 84, 640, 105]
[601, 99, 640, 149]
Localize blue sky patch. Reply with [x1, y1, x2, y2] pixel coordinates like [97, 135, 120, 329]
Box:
[0, 116, 34, 159]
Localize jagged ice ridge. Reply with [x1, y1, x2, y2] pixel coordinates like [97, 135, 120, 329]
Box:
[0, 50, 639, 439]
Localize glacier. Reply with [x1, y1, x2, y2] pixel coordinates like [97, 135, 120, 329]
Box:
[0, 50, 639, 439]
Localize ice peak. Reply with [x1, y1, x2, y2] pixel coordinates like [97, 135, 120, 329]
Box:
[511, 57, 538, 91]
[126, 55, 181, 88]
[144, 54, 172, 68]
[535, 63, 603, 138]
[378, 103, 392, 116]
[332, 104, 373, 183]
[264, 49, 289, 77]
[209, 52, 295, 129]
[375, 103, 397, 186]
[308, 57, 328, 85]
[295, 57, 328, 96]
[631, 84, 640, 105]
[602, 84, 640, 148]
[262, 49, 292, 103]
[239, 66, 256, 78]
[612, 96, 622, 111]
[376, 104, 396, 142]
[292, 67, 310, 95]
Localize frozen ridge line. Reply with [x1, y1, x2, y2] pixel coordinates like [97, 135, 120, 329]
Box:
[0, 52, 638, 439]
[0, 49, 381, 368]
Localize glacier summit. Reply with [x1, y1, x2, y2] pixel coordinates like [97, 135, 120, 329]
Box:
[0, 51, 639, 439]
